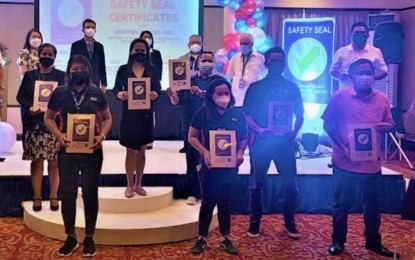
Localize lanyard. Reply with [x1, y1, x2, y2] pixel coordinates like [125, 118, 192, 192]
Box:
[71, 90, 86, 113]
[241, 54, 252, 77]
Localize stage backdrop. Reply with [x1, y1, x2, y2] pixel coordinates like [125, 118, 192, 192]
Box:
[282, 17, 335, 135]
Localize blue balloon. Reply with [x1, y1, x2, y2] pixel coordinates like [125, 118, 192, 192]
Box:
[251, 11, 268, 28]
[235, 18, 248, 32]
[227, 49, 238, 60]
[229, 0, 241, 11]
[256, 36, 275, 53]
[216, 0, 231, 6]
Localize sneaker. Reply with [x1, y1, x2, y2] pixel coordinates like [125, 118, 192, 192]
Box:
[219, 237, 238, 255]
[247, 220, 260, 237]
[58, 236, 79, 257]
[191, 237, 207, 254]
[286, 226, 301, 239]
[186, 196, 197, 205]
[82, 237, 96, 257]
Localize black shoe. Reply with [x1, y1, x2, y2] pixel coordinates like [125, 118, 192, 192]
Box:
[365, 243, 399, 258]
[286, 226, 301, 239]
[50, 198, 59, 211]
[58, 236, 79, 257]
[82, 237, 96, 257]
[179, 147, 186, 153]
[191, 236, 207, 254]
[219, 237, 238, 255]
[32, 198, 42, 212]
[247, 220, 260, 237]
[0, 157, 5, 162]
[327, 162, 333, 168]
[328, 242, 344, 255]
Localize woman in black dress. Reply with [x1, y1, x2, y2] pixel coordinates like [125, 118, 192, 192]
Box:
[113, 38, 161, 198]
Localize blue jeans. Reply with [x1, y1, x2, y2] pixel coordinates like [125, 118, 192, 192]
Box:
[332, 165, 382, 245]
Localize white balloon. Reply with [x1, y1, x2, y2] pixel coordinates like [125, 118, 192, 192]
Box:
[0, 122, 17, 153]
[214, 48, 229, 64]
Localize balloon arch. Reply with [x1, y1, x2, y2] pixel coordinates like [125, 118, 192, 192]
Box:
[214, 0, 274, 74]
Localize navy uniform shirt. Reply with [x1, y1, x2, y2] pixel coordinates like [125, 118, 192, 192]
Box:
[48, 85, 108, 135]
[243, 76, 305, 128]
[191, 106, 247, 150]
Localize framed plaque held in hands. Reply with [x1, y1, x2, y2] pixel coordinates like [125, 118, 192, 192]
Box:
[209, 130, 237, 168]
[348, 124, 378, 161]
[128, 78, 151, 110]
[268, 102, 293, 135]
[66, 114, 95, 154]
[33, 80, 58, 112]
[169, 59, 190, 90]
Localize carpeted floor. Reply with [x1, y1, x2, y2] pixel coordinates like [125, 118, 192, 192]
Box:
[1, 214, 414, 259]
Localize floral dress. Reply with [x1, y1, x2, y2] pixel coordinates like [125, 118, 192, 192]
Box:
[17, 48, 39, 74]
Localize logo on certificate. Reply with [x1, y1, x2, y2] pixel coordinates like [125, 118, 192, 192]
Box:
[173, 62, 186, 80]
[132, 81, 146, 100]
[215, 134, 232, 156]
[73, 119, 90, 142]
[354, 128, 372, 151]
[38, 84, 54, 102]
[272, 105, 289, 126]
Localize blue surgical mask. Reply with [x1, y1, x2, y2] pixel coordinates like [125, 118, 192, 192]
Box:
[199, 62, 214, 73]
[240, 45, 251, 55]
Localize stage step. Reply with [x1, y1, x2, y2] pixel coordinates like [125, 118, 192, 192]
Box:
[23, 187, 218, 245]
[77, 187, 173, 213]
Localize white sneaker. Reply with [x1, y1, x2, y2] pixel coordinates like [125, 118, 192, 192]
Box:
[186, 196, 197, 205]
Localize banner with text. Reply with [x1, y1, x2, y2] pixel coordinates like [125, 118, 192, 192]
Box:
[282, 18, 335, 104]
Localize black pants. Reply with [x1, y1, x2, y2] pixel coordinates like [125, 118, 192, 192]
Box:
[249, 136, 298, 230]
[331, 166, 382, 245]
[58, 149, 103, 235]
[184, 135, 201, 199]
[198, 166, 236, 237]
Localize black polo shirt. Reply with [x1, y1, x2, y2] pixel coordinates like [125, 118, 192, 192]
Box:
[48, 85, 108, 134]
[191, 107, 247, 150]
[243, 76, 304, 128]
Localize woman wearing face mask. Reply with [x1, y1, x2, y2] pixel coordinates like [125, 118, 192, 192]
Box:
[17, 28, 43, 78]
[16, 43, 65, 212]
[188, 78, 248, 255]
[44, 55, 112, 257]
[113, 38, 161, 198]
[140, 30, 163, 150]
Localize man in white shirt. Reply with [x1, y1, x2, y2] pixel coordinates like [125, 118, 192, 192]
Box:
[330, 22, 387, 90]
[178, 35, 203, 77]
[226, 33, 267, 107]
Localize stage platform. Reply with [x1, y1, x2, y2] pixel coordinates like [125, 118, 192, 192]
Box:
[0, 141, 406, 217]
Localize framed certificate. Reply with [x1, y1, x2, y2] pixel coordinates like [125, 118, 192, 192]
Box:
[348, 124, 378, 161]
[128, 78, 151, 110]
[169, 59, 190, 90]
[66, 114, 95, 154]
[209, 130, 237, 168]
[33, 80, 58, 112]
[268, 102, 293, 135]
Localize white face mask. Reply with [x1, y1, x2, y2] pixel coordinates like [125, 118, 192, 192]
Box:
[85, 28, 96, 37]
[214, 95, 230, 109]
[189, 44, 201, 53]
[144, 38, 153, 47]
[30, 38, 41, 48]
[199, 62, 214, 73]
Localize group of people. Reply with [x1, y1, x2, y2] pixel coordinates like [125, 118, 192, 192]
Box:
[14, 17, 399, 258]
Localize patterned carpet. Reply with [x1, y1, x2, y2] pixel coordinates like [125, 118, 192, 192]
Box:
[1, 214, 415, 259]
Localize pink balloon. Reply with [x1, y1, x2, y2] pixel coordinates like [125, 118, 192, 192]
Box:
[222, 33, 239, 50]
[247, 18, 257, 28]
[240, 0, 257, 17]
[255, 0, 265, 12]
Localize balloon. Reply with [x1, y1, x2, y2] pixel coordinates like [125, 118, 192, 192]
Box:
[251, 10, 268, 28]
[255, 0, 265, 12]
[215, 0, 231, 6]
[255, 36, 275, 53]
[223, 62, 229, 74]
[239, 0, 257, 17]
[222, 33, 239, 50]
[214, 48, 229, 64]
[0, 122, 17, 153]
[247, 18, 257, 28]
[234, 18, 248, 32]
[235, 11, 249, 20]
[227, 49, 238, 60]
[228, 0, 241, 11]
[246, 27, 266, 43]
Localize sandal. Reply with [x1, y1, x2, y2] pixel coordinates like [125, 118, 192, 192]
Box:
[50, 198, 59, 211]
[33, 198, 42, 212]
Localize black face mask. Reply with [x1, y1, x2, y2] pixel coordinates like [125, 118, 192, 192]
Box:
[39, 57, 54, 68]
[70, 71, 90, 86]
[269, 62, 285, 76]
[133, 53, 146, 63]
[353, 35, 367, 46]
